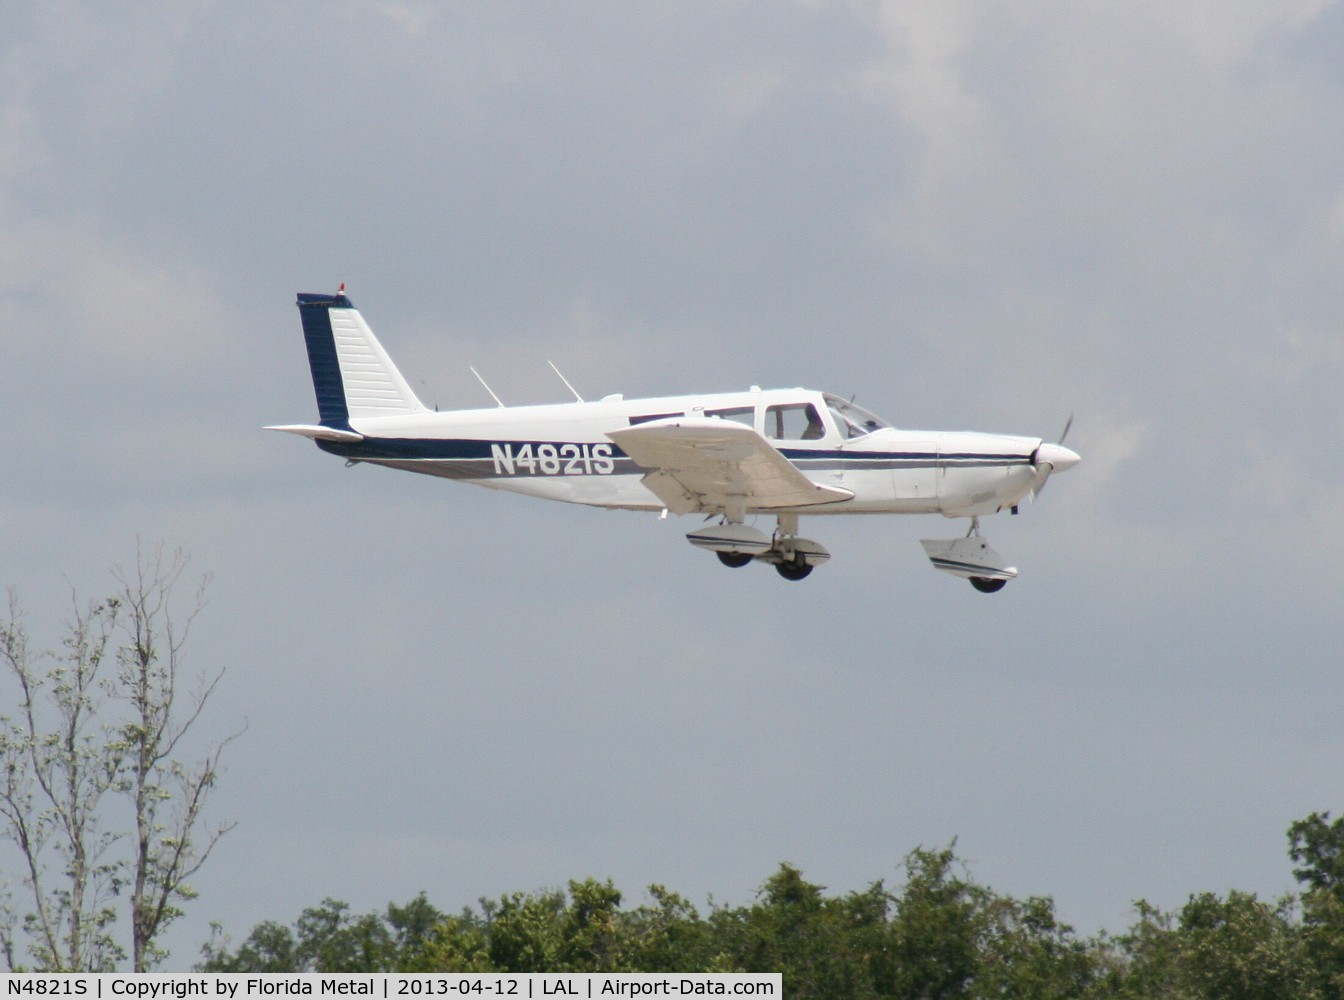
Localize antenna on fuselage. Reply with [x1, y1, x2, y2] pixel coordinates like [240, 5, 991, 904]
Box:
[548, 361, 585, 403]
[470, 366, 506, 408]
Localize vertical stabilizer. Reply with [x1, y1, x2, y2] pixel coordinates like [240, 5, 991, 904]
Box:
[296, 290, 426, 428]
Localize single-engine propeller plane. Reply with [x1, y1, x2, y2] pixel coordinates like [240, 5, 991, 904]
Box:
[269, 288, 1080, 588]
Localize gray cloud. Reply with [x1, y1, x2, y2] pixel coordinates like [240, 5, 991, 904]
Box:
[2, 0, 1342, 967]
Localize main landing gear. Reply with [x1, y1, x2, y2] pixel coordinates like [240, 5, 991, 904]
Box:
[774, 558, 813, 581]
[692, 514, 1020, 591]
[688, 514, 829, 582]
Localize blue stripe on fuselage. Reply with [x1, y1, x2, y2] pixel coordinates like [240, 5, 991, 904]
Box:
[316, 437, 1030, 476]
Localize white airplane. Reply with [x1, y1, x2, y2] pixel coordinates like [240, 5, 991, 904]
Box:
[268, 288, 1080, 589]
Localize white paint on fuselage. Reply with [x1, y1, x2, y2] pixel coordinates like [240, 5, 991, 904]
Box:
[343, 387, 1044, 519]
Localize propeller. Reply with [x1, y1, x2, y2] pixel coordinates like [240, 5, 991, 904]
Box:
[1030, 414, 1080, 499]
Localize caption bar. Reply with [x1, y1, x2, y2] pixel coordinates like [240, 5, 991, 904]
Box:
[2, 975, 780, 999]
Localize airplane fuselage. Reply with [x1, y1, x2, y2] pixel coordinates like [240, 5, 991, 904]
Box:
[315, 387, 1043, 520]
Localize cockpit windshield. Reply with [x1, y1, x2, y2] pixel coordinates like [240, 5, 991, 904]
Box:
[823, 393, 891, 439]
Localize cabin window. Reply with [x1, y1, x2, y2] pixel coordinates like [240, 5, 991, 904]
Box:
[705, 406, 755, 428]
[765, 403, 826, 440]
[629, 412, 681, 426]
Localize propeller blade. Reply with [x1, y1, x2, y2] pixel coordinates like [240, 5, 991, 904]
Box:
[1058, 413, 1074, 446]
[1030, 441, 1081, 499]
[1031, 462, 1054, 500]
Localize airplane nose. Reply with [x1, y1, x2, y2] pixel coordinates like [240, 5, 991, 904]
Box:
[1034, 442, 1081, 474]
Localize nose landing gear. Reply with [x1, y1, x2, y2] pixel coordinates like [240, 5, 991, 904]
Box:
[920, 518, 1018, 593]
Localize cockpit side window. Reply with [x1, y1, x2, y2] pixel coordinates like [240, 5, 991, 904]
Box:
[629, 412, 682, 426]
[765, 403, 827, 441]
[705, 406, 755, 428]
[823, 394, 889, 439]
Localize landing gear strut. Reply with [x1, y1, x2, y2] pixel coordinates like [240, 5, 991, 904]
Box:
[691, 513, 829, 580]
[765, 513, 826, 582]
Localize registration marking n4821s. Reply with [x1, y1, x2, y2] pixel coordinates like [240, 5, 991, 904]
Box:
[489, 442, 616, 476]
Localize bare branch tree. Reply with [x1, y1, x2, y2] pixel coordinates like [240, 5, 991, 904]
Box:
[113, 544, 240, 972]
[0, 546, 238, 971]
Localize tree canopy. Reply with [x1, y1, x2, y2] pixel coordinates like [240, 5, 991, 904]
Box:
[200, 814, 1344, 998]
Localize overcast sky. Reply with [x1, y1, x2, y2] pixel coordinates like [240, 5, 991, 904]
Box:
[3, 0, 1343, 969]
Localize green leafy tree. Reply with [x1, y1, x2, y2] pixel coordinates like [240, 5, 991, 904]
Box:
[201, 895, 446, 973]
[385, 894, 451, 971]
[415, 910, 492, 973]
[1290, 812, 1344, 998]
[478, 879, 625, 973]
[718, 863, 888, 998]
[620, 885, 717, 973]
[1095, 892, 1311, 999]
[555, 878, 624, 971]
[1175, 890, 1307, 999]
[1089, 900, 1182, 998]
[295, 899, 396, 972]
[0, 591, 126, 970]
[970, 893, 1095, 997]
[1291, 813, 1344, 897]
[883, 846, 1096, 999]
[482, 888, 566, 972]
[886, 847, 983, 997]
[197, 811, 1344, 993]
[199, 920, 300, 973]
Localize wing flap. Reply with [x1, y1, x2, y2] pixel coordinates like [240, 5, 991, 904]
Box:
[607, 417, 853, 514]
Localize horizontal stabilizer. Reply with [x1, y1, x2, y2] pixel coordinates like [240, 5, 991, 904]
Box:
[265, 424, 366, 443]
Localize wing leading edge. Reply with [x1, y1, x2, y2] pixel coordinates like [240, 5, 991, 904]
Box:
[607, 417, 853, 516]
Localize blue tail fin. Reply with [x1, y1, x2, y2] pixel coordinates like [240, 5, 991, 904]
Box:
[295, 290, 426, 429]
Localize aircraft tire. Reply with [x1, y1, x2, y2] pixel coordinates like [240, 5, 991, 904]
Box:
[716, 552, 753, 568]
[969, 577, 1007, 593]
[776, 559, 813, 581]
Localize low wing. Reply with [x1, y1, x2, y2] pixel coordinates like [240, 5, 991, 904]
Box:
[607, 417, 853, 516]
